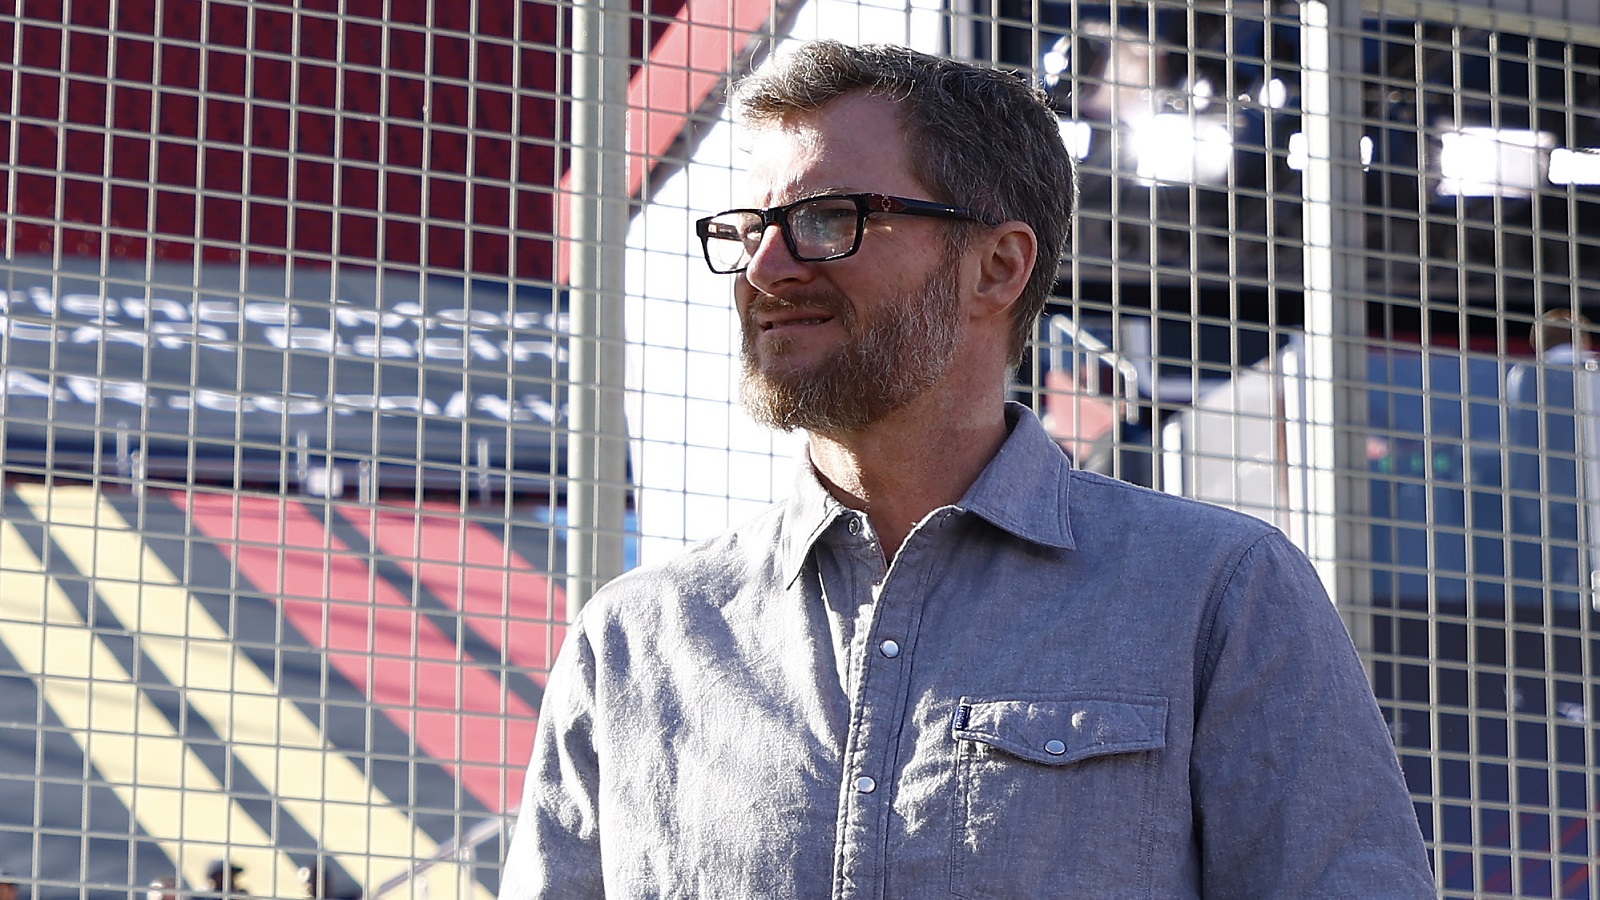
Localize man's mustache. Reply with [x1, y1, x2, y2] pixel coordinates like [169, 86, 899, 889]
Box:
[743, 290, 853, 325]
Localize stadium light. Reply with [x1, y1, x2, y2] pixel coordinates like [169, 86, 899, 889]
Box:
[1058, 120, 1095, 161]
[1437, 127, 1555, 197]
[1130, 113, 1233, 184]
[1549, 147, 1600, 186]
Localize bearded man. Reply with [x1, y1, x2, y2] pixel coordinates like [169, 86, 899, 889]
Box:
[500, 41, 1435, 898]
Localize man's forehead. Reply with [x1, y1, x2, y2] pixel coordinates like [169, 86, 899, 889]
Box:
[739, 100, 914, 204]
[742, 123, 817, 194]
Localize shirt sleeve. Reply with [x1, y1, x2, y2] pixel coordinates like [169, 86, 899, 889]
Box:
[1190, 532, 1437, 897]
[499, 619, 606, 900]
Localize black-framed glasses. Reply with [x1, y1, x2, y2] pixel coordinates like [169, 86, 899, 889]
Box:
[694, 192, 997, 275]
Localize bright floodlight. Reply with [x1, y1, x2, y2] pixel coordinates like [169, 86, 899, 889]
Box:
[1286, 133, 1371, 171]
[1437, 127, 1555, 197]
[1549, 147, 1600, 186]
[1131, 114, 1233, 184]
[1058, 120, 1094, 161]
[1259, 78, 1290, 111]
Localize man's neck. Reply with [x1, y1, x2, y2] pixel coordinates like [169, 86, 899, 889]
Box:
[807, 394, 1010, 560]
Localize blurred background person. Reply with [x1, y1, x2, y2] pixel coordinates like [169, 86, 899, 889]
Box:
[297, 862, 361, 900]
[145, 875, 178, 900]
[205, 860, 245, 896]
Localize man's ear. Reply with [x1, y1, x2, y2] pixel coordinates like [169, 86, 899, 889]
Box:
[968, 221, 1036, 321]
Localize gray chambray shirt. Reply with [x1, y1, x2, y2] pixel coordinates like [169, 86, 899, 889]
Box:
[501, 404, 1436, 899]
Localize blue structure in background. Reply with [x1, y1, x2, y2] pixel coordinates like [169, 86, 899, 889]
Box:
[1367, 346, 1596, 898]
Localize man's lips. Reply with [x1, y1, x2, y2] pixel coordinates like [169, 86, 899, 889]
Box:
[754, 305, 838, 331]
[760, 311, 835, 331]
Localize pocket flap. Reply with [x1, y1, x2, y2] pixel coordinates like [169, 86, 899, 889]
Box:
[952, 694, 1168, 765]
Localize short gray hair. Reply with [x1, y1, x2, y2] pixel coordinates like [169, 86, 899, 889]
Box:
[734, 41, 1077, 366]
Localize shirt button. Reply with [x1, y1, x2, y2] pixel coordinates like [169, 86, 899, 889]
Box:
[879, 639, 900, 658]
[856, 776, 876, 794]
[847, 517, 861, 535]
[1044, 739, 1067, 756]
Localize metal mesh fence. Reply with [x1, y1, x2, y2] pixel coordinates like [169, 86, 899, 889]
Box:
[1, 0, 1596, 897]
[1, 2, 572, 895]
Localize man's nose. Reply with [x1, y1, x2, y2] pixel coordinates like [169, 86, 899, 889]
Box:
[742, 223, 813, 295]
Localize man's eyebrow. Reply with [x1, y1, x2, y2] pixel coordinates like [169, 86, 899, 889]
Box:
[767, 186, 860, 205]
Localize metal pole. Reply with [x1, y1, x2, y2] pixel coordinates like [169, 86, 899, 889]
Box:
[1297, 1, 1372, 638]
[565, 0, 631, 616]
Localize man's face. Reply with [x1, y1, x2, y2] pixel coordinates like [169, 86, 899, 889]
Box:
[735, 93, 967, 433]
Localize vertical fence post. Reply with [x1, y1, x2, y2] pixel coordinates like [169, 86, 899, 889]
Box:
[1295, 1, 1372, 643]
[565, 0, 633, 616]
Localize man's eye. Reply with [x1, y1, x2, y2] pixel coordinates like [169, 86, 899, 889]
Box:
[802, 205, 858, 232]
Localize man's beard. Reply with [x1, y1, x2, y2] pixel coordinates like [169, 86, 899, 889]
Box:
[739, 261, 963, 434]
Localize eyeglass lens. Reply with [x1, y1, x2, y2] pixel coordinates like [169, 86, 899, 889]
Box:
[703, 196, 864, 273]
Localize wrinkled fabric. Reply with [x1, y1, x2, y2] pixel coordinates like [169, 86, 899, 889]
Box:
[501, 404, 1436, 899]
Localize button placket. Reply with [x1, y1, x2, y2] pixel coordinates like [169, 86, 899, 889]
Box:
[832, 510, 954, 897]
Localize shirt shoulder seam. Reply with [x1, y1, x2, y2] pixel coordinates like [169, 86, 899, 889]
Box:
[1194, 529, 1281, 694]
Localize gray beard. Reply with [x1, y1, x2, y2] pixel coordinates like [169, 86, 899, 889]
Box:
[738, 262, 963, 434]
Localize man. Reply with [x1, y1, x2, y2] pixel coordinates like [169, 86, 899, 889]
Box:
[502, 41, 1435, 897]
[1507, 308, 1594, 607]
[0, 867, 15, 900]
[298, 862, 362, 900]
[205, 859, 245, 896]
[146, 875, 179, 900]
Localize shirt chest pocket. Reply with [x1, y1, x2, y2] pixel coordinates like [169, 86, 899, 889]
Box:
[949, 694, 1169, 900]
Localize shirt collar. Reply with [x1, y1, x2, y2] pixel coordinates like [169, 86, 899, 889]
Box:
[781, 456, 847, 588]
[958, 402, 1077, 551]
[779, 402, 1076, 587]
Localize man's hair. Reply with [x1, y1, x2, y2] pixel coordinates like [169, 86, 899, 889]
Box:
[1532, 308, 1590, 353]
[733, 40, 1077, 366]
